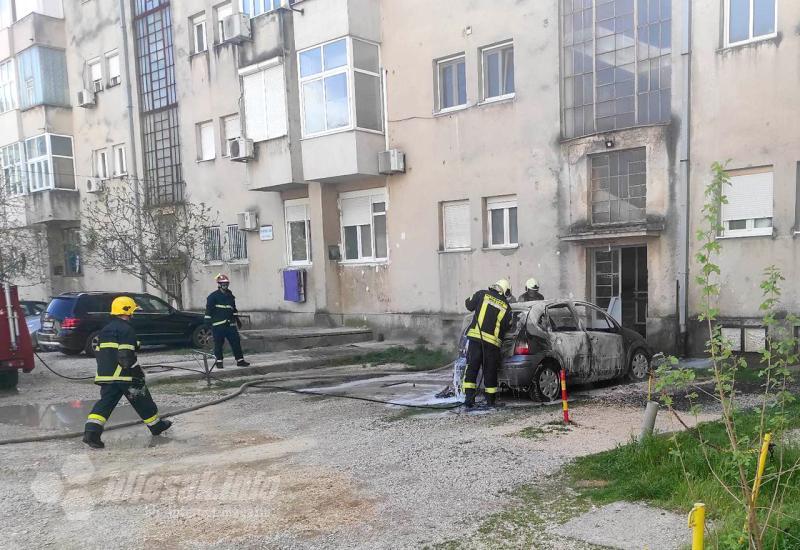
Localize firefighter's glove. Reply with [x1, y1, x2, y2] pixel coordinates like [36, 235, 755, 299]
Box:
[236, 317, 243, 329]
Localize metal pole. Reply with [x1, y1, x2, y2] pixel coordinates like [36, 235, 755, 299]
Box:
[118, 0, 147, 293]
[560, 369, 570, 424]
[202, 352, 211, 387]
[4, 282, 16, 350]
[688, 502, 705, 550]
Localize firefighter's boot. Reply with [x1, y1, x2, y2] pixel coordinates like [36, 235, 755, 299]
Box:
[236, 359, 250, 367]
[82, 430, 105, 449]
[149, 419, 172, 436]
[213, 360, 224, 370]
[463, 388, 477, 409]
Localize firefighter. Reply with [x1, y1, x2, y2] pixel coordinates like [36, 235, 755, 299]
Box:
[83, 296, 172, 449]
[205, 274, 250, 369]
[518, 278, 544, 302]
[462, 279, 512, 408]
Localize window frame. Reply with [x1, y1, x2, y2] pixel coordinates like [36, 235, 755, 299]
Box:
[724, 0, 778, 48]
[589, 147, 648, 226]
[87, 57, 103, 90]
[226, 223, 248, 262]
[25, 133, 74, 192]
[112, 144, 127, 176]
[191, 14, 208, 54]
[203, 225, 223, 263]
[216, 2, 233, 44]
[0, 59, 16, 113]
[435, 53, 467, 113]
[95, 149, 109, 179]
[338, 188, 389, 264]
[105, 50, 121, 86]
[480, 41, 515, 103]
[197, 120, 216, 161]
[240, 0, 283, 17]
[719, 167, 774, 239]
[284, 198, 312, 266]
[221, 113, 241, 156]
[441, 199, 471, 252]
[485, 195, 518, 249]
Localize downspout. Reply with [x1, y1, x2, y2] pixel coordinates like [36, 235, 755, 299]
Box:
[118, 0, 147, 293]
[678, 0, 692, 356]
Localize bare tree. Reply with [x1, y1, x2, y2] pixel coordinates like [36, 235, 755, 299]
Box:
[80, 180, 218, 309]
[0, 180, 47, 287]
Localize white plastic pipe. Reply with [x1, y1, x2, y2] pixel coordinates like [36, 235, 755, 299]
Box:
[4, 282, 16, 350]
[638, 400, 660, 441]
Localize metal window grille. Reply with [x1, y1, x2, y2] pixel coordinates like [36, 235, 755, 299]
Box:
[227, 224, 247, 261]
[590, 148, 647, 224]
[63, 227, 82, 276]
[204, 226, 222, 262]
[159, 269, 182, 306]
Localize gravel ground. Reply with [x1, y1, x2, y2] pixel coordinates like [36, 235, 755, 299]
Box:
[0, 359, 721, 549]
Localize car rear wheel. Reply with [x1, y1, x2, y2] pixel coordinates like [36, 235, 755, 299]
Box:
[532, 362, 561, 402]
[84, 331, 101, 358]
[627, 349, 651, 381]
[191, 325, 213, 349]
[0, 369, 19, 390]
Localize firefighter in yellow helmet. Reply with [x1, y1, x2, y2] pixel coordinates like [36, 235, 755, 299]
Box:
[83, 296, 172, 449]
[518, 278, 544, 302]
[462, 279, 513, 408]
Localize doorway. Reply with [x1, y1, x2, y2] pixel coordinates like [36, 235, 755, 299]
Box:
[591, 246, 648, 337]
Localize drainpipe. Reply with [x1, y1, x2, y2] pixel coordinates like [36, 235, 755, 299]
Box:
[678, 0, 692, 356]
[382, 67, 389, 151]
[4, 283, 16, 350]
[118, 0, 147, 293]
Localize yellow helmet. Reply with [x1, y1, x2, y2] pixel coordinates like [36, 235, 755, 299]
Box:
[110, 296, 139, 316]
[525, 278, 539, 291]
[492, 279, 511, 295]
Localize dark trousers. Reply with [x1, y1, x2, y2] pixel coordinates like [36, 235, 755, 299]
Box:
[85, 382, 161, 434]
[212, 324, 243, 362]
[464, 338, 501, 401]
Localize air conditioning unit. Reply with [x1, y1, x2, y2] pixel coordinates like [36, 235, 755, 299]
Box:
[77, 89, 95, 107]
[237, 211, 259, 231]
[86, 177, 104, 194]
[378, 149, 406, 175]
[108, 76, 121, 87]
[92, 80, 104, 93]
[222, 13, 251, 44]
[229, 137, 254, 162]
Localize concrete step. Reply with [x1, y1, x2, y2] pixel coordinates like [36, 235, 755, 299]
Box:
[238, 326, 373, 353]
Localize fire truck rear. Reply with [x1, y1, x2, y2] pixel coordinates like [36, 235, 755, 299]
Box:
[0, 283, 35, 390]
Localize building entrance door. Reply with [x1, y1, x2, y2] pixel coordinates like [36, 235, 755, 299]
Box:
[591, 246, 648, 337]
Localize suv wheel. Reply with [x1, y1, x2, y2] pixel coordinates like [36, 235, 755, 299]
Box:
[532, 362, 561, 402]
[0, 369, 19, 390]
[84, 331, 101, 358]
[627, 349, 651, 381]
[191, 325, 213, 349]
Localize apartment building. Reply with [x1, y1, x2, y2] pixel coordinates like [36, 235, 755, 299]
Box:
[3, 0, 795, 355]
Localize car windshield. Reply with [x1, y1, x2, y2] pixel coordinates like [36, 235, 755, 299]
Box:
[46, 297, 77, 320]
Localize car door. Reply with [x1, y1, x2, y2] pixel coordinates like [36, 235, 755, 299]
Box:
[574, 302, 625, 380]
[544, 303, 591, 381]
[131, 294, 183, 344]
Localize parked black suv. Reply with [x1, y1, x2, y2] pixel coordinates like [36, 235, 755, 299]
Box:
[38, 292, 213, 356]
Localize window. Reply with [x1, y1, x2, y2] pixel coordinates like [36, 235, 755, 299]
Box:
[113, 144, 127, 175]
[241, 63, 287, 142]
[63, 228, 82, 276]
[482, 42, 514, 101]
[285, 199, 311, 265]
[217, 2, 233, 43]
[441, 200, 471, 251]
[721, 168, 773, 237]
[240, 0, 283, 16]
[436, 55, 466, 111]
[17, 46, 69, 109]
[561, 0, 672, 138]
[725, 0, 777, 46]
[0, 0, 11, 29]
[192, 14, 207, 53]
[574, 303, 617, 332]
[26, 134, 75, 192]
[95, 149, 109, 179]
[339, 189, 388, 262]
[546, 304, 579, 331]
[486, 196, 518, 248]
[204, 226, 223, 262]
[1, 142, 25, 196]
[221, 114, 240, 156]
[0, 59, 16, 113]
[227, 223, 248, 260]
[197, 121, 215, 161]
[106, 51, 121, 85]
[591, 148, 647, 224]
[88, 58, 102, 90]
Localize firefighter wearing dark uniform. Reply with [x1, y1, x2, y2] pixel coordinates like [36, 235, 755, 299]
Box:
[518, 278, 544, 302]
[463, 279, 513, 408]
[83, 296, 172, 449]
[205, 274, 250, 369]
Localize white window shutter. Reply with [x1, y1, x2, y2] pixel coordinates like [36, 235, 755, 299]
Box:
[285, 204, 307, 223]
[243, 72, 267, 142]
[264, 64, 287, 139]
[722, 172, 773, 221]
[201, 123, 215, 159]
[444, 201, 470, 249]
[341, 196, 371, 226]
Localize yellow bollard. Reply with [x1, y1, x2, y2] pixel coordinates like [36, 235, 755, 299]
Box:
[688, 502, 705, 550]
[741, 432, 773, 543]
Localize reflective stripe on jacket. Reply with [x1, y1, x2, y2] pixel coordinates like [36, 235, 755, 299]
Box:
[94, 318, 140, 384]
[464, 289, 511, 348]
[205, 289, 238, 327]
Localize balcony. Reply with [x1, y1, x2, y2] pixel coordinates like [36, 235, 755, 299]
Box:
[293, 0, 380, 51]
[24, 188, 79, 225]
[10, 11, 66, 55]
[301, 129, 384, 183]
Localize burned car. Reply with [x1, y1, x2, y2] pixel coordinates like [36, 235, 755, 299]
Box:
[453, 299, 653, 402]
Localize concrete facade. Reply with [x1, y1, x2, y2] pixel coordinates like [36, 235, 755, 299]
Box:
[4, 0, 793, 355]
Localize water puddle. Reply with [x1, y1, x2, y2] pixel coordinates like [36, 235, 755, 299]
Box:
[0, 401, 143, 430]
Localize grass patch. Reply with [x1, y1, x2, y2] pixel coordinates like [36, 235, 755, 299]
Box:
[515, 422, 570, 440]
[567, 403, 800, 548]
[334, 345, 453, 371]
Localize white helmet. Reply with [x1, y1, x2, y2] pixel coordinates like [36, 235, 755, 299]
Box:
[525, 278, 539, 291]
[492, 279, 511, 295]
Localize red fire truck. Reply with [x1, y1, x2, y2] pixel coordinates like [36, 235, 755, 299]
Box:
[0, 283, 35, 390]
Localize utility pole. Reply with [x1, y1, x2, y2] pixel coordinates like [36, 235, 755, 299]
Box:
[118, 0, 147, 293]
